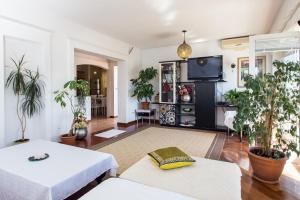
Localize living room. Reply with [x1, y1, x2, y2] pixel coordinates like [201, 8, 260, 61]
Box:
[0, 0, 300, 200]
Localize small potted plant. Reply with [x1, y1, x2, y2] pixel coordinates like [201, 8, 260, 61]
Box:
[5, 55, 44, 143]
[130, 67, 158, 109]
[54, 79, 89, 144]
[234, 61, 300, 184]
[224, 89, 241, 106]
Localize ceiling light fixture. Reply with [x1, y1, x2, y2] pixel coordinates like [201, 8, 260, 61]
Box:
[177, 30, 192, 60]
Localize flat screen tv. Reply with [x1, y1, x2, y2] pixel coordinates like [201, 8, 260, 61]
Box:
[187, 55, 223, 80]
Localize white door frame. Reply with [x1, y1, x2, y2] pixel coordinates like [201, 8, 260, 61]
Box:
[68, 39, 129, 123]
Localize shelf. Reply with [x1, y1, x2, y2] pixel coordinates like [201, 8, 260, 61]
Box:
[176, 102, 195, 105]
[176, 81, 195, 84]
[176, 113, 195, 116]
[178, 124, 196, 128]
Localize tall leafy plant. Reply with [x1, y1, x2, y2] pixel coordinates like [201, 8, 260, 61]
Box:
[234, 61, 300, 158]
[5, 55, 45, 142]
[130, 67, 158, 102]
[54, 79, 89, 135]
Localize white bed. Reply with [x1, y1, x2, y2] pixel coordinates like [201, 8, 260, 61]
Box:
[120, 156, 242, 200]
[79, 178, 196, 200]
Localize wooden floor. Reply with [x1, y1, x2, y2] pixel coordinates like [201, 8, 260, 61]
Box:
[68, 117, 300, 200]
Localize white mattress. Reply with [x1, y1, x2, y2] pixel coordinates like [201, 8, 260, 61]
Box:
[79, 178, 196, 200]
[120, 156, 242, 200]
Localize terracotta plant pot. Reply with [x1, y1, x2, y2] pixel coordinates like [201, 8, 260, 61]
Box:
[60, 134, 76, 145]
[141, 102, 150, 110]
[248, 147, 287, 184]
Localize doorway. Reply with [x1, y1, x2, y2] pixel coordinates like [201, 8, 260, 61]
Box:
[74, 49, 119, 132]
[77, 64, 108, 118]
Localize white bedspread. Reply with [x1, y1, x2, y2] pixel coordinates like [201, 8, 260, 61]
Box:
[120, 156, 241, 200]
[0, 140, 118, 200]
[80, 178, 196, 200]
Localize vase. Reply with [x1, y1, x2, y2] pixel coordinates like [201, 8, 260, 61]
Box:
[75, 127, 88, 140]
[181, 94, 191, 102]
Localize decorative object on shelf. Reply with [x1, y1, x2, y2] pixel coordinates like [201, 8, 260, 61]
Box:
[233, 61, 300, 184]
[179, 120, 195, 127]
[178, 84, 192, 102]
[28, 153, 49, 161]
[73, 111, 88, 139]
[54, 79, 89, 145]
[159, 104, 176, 125]
[181, 94, 191, 102]
[130, 67, 158, 110]
[5, 55, 45, 143]
[237, 56, 266, 87]
[162, 79, 171, 93]
[182, 108, 193, 113]
[154, 93, 159, 103]
[179, 123, 195, 127]
[177, 30, 192, 60]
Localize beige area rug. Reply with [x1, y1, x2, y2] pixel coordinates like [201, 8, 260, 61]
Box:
[96, 127, 216, 174]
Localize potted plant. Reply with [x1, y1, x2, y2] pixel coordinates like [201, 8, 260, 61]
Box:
[130, 67, 158, 109]
[224, 89, 241, 106]
[5, 55, 44, 143]
[54, 79, 89, 144]
[233, 61, 300, 184]
[73, 111, 88, 139]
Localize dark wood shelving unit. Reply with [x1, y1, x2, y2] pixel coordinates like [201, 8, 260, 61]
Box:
[159, 59, 229, 132]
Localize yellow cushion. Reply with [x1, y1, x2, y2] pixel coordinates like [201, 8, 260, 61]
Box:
[148, 147, 195, 170]
[150, 157, 193, 170]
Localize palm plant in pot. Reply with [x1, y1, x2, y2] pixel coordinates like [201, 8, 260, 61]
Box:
[5, 55, 44, 143]
[130, 67, 158, 109]
[54, 79, 89, 144]
[234, 61, 300, 184]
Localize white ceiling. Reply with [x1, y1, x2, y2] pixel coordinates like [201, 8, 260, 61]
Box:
[30, 0, 284, 48]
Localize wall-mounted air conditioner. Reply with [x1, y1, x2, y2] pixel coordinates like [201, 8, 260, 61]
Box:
[220, 36, 249, 50]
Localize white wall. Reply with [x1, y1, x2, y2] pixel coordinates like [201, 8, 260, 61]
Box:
[141, 40, 249, 125]
[142, 40, 249, 94]
[0, 2, 140, 146]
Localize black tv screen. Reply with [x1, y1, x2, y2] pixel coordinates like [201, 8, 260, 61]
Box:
[188, 56, 223, 80]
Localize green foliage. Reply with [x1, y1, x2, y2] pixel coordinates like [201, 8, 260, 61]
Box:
[5, 55, 45, 140]
[234, 61, 300, 158]
[224, 89, 242, 105]
[130, 67, 158, 102]
[54, 79, 89, 116]
[22, 69, 44, 117]
[5, 55, 26, 95]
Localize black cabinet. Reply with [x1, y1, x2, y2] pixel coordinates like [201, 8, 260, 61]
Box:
[195, 82, 216, 129]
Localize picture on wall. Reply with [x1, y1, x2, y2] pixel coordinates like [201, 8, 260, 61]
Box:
[237, 56, 266, 87]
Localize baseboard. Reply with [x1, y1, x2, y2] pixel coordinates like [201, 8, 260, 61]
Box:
[109, 116, 118, 118]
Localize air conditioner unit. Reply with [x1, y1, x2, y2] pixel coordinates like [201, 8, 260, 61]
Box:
[221, 36, 249, 50]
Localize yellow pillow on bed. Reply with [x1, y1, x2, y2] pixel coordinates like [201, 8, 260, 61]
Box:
[148, 147, 195, 170]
